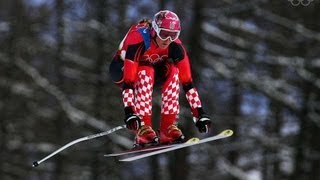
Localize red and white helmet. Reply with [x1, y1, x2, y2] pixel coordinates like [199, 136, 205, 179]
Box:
[152, 10, 181, 41]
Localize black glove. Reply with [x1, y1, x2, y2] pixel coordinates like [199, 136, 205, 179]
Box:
[124, 106, 141, 130]
[195, 115, 211, 133]
[193, 108, 212, 133]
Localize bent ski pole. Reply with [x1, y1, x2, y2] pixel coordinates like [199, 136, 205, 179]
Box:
[32, 124, 126, 167]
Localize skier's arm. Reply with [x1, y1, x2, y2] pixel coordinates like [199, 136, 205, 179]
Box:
[122, 38, 145, 130]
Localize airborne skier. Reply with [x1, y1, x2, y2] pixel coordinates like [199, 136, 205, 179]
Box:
[109, 10, 212, 147]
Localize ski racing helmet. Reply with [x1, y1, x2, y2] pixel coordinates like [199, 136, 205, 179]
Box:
[152, 10, 181, 41]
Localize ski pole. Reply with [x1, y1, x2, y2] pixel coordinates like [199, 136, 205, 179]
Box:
[32, 124, 126, 167]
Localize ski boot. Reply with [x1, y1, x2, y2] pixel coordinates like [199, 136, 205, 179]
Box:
[133, 125, 159, 149]
[160, 124, 185, 144]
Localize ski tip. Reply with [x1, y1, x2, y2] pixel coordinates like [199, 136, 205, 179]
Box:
[220, 129, 233, 137]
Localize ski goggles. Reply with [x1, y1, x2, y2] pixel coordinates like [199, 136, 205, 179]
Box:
[152, 20, 180, 41]
[156, 29, 180, 41]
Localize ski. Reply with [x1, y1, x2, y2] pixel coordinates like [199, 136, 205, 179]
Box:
[119, 129, 233, 162]
[105, 137, 200, 157]
[104, 144, 176, 157]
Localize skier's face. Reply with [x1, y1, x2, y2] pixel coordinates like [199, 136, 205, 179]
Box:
[155, 36, 172, 49]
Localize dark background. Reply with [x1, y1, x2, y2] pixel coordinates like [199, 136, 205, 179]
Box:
[0, 0, 319, 179]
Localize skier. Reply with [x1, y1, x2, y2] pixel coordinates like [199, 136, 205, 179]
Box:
[109, 10, 212, 147]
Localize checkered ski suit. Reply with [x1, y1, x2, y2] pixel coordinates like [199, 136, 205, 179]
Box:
[110, 22, 203, 130]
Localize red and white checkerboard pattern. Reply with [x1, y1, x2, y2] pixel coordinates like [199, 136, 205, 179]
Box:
[122, 89, 135, 107]
[186, 88, 201, 109]
[161, 73, 180, 114]
[135, 70, 153, 117]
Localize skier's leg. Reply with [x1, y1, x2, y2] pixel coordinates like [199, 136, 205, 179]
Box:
[134, 66, 158, 146]
[159, 63, 184, 143]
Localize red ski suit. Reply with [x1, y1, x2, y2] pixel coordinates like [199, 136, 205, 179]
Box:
[111, 22, 203, 130]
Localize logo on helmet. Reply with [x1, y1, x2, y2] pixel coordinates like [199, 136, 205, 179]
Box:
[169, 22, 176, 30]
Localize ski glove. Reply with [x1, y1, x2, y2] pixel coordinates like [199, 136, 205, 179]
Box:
[195, 115, 212, 133]
[124, 106, 141, 131]
[192, 107, 212, 133]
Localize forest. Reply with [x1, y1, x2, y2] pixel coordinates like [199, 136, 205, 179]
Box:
[0, 0, 319, 180]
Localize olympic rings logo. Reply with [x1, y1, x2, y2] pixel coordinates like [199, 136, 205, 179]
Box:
[288, 0, 314, 6]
